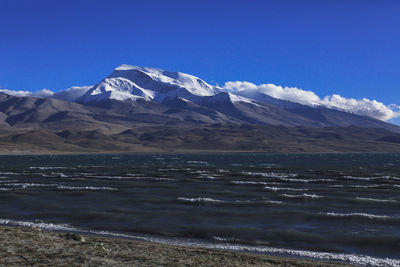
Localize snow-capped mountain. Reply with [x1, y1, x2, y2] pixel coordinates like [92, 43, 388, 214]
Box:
[79, 65, 216, 103]
[76, 64, 326, 112]
[1, 64, 399, 134]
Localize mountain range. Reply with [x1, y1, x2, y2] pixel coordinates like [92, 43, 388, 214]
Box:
[0, 64, 400, 153]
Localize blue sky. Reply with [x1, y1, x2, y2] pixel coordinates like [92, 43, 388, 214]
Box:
[0, 0, 399, 124]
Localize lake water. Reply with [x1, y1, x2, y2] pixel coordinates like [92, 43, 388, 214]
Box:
[0, 153, 399, 266]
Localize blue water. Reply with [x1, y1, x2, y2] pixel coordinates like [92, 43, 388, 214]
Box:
[0, 153, 399, 266]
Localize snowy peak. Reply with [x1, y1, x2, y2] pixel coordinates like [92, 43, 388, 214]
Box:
[85, 77, 154, 102]
[79, 64, 216, 103]
[111, 64, 215, 96]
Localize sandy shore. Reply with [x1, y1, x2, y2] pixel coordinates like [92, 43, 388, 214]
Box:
[0, 226, 354, 266]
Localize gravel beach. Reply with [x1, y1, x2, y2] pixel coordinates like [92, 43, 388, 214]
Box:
[0, 226, 354, 266]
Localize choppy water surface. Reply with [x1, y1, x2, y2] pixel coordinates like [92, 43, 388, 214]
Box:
[0, 153, 399, 266]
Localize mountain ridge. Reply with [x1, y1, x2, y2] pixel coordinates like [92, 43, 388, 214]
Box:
[1, 65, 400, 153]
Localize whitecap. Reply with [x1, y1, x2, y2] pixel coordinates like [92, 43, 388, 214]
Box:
[264, 186, 308, 192]
[57, 186, 117, 191]
[323, 212, 392, 220]
[4, 183, 58, 188]
[264, 200, 284, 205]
[330, 184, 383, 189]
[342, 175, 400, 181]
[87, 175, 136, 180]
[231, 181, 276, 185]
[355, 197, 398, 203]
[178, 197, 223, 203]
[0, 218, 78, 232]
[279, 178, 335, 183]
[242, 172, 297, 178]
[350, 184, 382, 188]
[281, 193, 323, 199]
[50, 172, 70, 178]
[0, 188, 11, 191]
[198, 174, 217, 180]
[29, 167, 75, 170]
[128, 177, 175, 181]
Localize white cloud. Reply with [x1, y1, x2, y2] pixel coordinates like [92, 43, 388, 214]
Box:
[222, 81, 400, 121]
[0, 89, 34, 97]
[0, 88, 54, 98]
[0, 86, 91, 102]
[52, 86, 92, 101]
[321, 95, 400, 121]
[33, 89, 55, 98]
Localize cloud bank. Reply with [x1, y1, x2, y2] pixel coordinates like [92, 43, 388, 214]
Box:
[223, 81, 400, 121]
[0, 86, 91, 102]
[0, 88, 54, 98]
[52, 86, 92, 102]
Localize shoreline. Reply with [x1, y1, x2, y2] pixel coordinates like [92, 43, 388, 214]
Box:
[0, 225, 354, 266]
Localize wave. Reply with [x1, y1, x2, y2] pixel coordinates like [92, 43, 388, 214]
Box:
[211, 236, 270, 246]
[259, 163, 280, 168]
[157, 168, 189, 172]
[177, 197, 283, 206]
[4, 183, 58, 188]
[323, 212, 392, 220]
[242, 172, 297, 178]
[91, 232, 400, 267]
[84, 175, 174, 181]
[0, 218, 398, 266]
[187, 161, 208, 164]
[231, 180, 277, 185]
[264, 186, 308, 192]
[278, 178, 335, 183]
[355, 197, 398, 203]
[50, 172, 69, 178]
[29, 167, 75, 170]
[342, 176, 375, 181]
[57, 186, 117, 191]
[203, 243, 400, 267]
[178, 197, 223, 203]
[342, 175, 400, 181]
[329, 184, 382, 189]
[86, 175, 137, 180]
[264, 200, 285, 205]
[197, 174, 217, 180]
[190, 170, 210, 174]
[373, 176, 400, 181]
[281, 193, 323, 199]
[0, 218, 78, 232]
[331, 184, 400, 190]
[130, 177, 175, 181]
